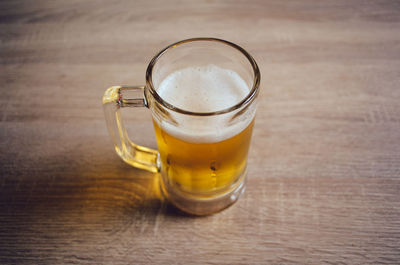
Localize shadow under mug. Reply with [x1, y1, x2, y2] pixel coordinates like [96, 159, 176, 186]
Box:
[103, 38, 260, 215]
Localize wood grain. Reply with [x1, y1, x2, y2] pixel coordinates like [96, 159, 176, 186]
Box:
[1, 0, 400, 264]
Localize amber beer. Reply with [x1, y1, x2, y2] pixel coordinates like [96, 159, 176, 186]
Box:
[153, 119, 254, 193]
[152, 65, 255, 195]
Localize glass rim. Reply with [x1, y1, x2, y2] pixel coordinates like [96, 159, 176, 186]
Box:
[145, 37, 260, 116]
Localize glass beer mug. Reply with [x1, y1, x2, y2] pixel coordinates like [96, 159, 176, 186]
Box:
[103, 38, 260, 215]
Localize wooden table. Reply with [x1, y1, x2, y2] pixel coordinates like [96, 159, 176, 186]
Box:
[1, 0, 399, 264]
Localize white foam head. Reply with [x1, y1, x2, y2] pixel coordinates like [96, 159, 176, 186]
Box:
[155, 65, 255, 143]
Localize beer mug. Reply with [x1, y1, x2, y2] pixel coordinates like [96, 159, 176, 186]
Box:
[103, 38, 260, 215]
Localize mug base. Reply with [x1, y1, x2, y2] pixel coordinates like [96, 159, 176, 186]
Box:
[159, 171, 247, 216]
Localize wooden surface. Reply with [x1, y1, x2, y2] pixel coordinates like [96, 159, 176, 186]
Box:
[1, 0, 400, 264]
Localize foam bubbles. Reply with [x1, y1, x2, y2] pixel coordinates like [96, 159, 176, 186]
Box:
[157, 64, 249, 113]
[155, 65, 254, 143]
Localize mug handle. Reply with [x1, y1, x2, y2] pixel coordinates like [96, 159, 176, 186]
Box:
[102, 85, 160, 173]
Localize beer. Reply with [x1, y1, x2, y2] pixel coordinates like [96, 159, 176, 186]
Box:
[103, 38, 260, 214]
[153, 65, 255, 194]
